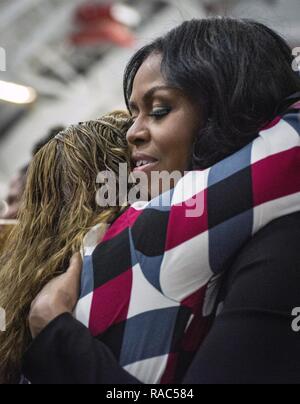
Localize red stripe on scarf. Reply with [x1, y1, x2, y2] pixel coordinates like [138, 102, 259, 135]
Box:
[262, 116, 282, 131]
[165, 189, 208, 251]
[252, 147, 300, 206]
[102, 208, 143, 242]
[89, 268, 133, 336]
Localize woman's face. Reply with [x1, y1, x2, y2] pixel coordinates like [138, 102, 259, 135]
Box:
[127, 53, 202, 196]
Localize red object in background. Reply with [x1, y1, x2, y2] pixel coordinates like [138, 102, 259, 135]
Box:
[75, 3, 112, 23]
[71, 2, 136, 48]
[71, 20, 135, 47]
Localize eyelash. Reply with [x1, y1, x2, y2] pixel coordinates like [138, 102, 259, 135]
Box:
[149, 107, 171, 120]
[131, 107, 171, 123]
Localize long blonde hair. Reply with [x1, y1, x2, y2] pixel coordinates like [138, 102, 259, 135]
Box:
[0, 111, 131, 384]
[0, 225, 15, 258]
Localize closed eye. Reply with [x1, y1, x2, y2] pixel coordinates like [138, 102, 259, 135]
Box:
[149, 107, 171, 120]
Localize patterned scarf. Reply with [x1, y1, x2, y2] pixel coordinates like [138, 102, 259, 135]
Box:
[75, 106, 300, 384]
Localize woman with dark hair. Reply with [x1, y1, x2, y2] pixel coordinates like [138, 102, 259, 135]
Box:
[23, 18, 300, 384]
[124, 18, 300, 168]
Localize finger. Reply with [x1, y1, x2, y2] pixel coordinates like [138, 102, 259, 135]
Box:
[70, 252, 82, 266]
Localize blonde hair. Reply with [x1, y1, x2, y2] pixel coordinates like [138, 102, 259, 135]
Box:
[0, 225, 14, 258]
[0, 111, 132, 384]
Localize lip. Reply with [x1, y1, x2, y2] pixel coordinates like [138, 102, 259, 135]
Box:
[131, 153, 159, 173]
[133, 161, 159, 173]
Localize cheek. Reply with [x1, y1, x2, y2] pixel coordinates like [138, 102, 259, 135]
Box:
[156, 119, 195, 165]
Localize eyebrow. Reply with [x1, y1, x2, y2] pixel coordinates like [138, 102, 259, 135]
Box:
[129, 85, 175, 111]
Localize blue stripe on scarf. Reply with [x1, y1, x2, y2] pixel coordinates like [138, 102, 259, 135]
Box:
[119, 306, 190, 366]
[207, 142, 254, 273]
[80, 255, 94, 298]
[129, 230, 164, 293]
[283, 113, 300, 136]
[208, 142, 253, 187]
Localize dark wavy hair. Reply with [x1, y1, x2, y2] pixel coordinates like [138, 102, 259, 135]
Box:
[124, 18, 300, 169]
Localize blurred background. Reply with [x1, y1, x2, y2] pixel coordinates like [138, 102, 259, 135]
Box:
[0, 0, 299, 200]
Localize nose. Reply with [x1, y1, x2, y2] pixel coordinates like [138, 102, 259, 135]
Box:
[126, 118, 151, 148]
